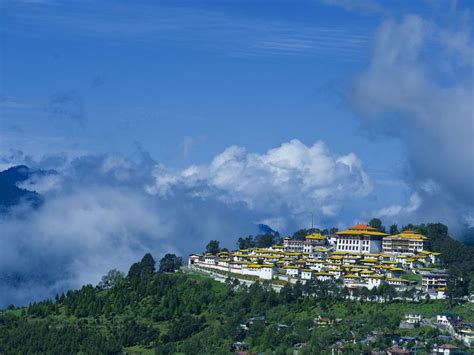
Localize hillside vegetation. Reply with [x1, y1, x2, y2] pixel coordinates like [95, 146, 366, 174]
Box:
[1, 251, 473, 354]
[1, 222, 473, 353]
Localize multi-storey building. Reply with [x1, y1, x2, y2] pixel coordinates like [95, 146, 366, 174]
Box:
[283, 237, 304, 252]
[334, 224, 387, 254]
[422, 269, 447, 292]
[383, 230, 427, 255]
[283, 233, 327, 253]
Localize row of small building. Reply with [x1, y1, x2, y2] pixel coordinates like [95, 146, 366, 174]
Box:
[188, 224, 447, 298]
[401, 313, 474, 348]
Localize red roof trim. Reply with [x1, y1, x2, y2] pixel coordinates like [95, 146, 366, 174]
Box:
[348, 223, 377, 231]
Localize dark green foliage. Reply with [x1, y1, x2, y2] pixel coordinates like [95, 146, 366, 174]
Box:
[238, 235, 256, 249]
[205, 240, 220, 254]
[292, 228, 320, 240]
[460, 227, 474, 246]
[0, 314, 121, 354]
[446, 267, 470, 306]
[422, 223, 474, 272]
[128, 253, 155, 279]
[0, 263, 394, 354]
[0, 268, 471, 354]
[395, 222, 474, 297]
[1, 224, 473, 355]
[98, 269, 125, 289]
[159, 253, 183, 273]
[389, 224, 399, 235]
[369, 218, 385, 232]
[237, 233, 282, 249]
[167, 315, 205, 341]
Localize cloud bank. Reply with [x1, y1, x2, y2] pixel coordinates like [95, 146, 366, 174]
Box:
[147, 139, 371, 228]
[352, 13, 474, 228]
[0, 140, 371, 307]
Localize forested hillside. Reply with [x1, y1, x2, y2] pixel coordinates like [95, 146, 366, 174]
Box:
[1, 253, 472, 354]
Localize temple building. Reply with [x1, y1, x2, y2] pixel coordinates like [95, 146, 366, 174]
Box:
[283, 233, 327, 253]
[382, 230, 427, 255]
[334, 224, 388, 254]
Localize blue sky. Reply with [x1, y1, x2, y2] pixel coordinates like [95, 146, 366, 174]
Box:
[0, 0, 473, 305]
[2, 0, 393, 161]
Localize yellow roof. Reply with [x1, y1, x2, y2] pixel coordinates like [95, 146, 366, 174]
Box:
[387, 278, 409, 283]
[367, 275, 383, 279]
[393, 230, 428, 240]
[305, 233, 325, 240]
[337, 230, 388, 236]
[345, 274, 360, 278]
[343, 255, 360, 259]
[247, 264, 262, 268]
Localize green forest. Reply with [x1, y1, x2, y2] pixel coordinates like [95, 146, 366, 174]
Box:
[1, 222, 473, 354]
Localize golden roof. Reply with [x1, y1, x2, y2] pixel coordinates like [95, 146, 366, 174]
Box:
[388, 230, 427, 240]
[344, 274, 360, 278]
[336, 224, 387, 236]
[386, 278, 409, 283]
[337, 230, 388, 236]
[305, 233, 325, 240]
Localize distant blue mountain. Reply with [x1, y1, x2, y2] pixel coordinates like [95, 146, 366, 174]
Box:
[257, 223, 277, 234]
[0, 165, 48, 211]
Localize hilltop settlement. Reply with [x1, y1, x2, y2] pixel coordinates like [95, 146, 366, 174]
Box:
[189, 223, 448, 299]
[1, 221, 473, 354]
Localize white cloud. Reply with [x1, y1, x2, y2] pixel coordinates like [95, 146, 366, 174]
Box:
[376, 192, 422, 218]
[147, 139, 372, 222]
[178, 135, 207, 158]
[0, 140, 374, 306]
[0, 187, 170, 306]
[352, 13, 474, 229]
[18, 173, 63, 193]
